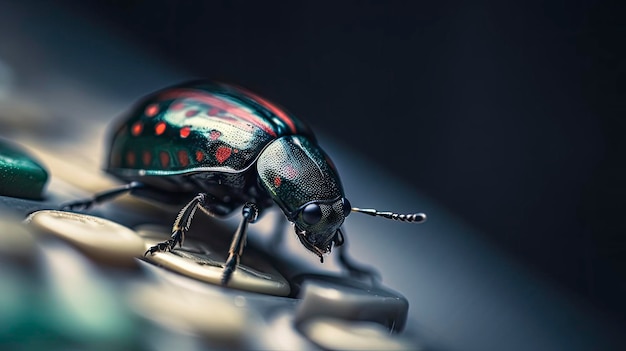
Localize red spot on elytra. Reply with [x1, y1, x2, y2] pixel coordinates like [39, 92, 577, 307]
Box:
[131, 122, 143, 136]
[145, 104, 159, 117]
[178, 150, 189, 167]
[142, 151, 152, 166]
[185, 109, 198, 117]
[171, 102, 185, 110]
[195, 150, 204, 162]
[159, 151, 170, 168]
[215, 146, 232, 163]
[155, 122, 167, 135]
[209, 130, 221, 140]
[180, 126, 191, 138]
[208, 107, 219, 115]
[273, 176, 282, 187]
[126, 151, 136, 166]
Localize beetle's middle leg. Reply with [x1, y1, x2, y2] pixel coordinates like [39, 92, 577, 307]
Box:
[144, 193, 209, 255]
[221, 202, 259, 285]
[335, 228, 382, 285]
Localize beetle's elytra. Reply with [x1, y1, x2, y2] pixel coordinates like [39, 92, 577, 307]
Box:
[64, 80, 426, 285]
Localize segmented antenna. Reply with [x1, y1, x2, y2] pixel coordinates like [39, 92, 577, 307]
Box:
[351, 207, 427, 223]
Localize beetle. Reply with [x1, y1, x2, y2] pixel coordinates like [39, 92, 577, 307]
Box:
[63, 80, 426, 285]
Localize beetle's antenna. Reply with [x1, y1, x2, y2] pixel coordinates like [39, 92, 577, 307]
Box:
[351, 207, 427, 223]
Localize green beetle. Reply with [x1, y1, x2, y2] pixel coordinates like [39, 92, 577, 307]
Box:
[64, 80, 426, 284]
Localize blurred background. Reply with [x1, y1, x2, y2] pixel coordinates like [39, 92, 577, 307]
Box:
[1, 0, 625, 349]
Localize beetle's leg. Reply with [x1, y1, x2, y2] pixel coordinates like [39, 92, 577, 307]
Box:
[221, 202, 259, 285]
[144, 193, 208, 255]
[60, 182, 145, 211]
[335, 228, 382, 285]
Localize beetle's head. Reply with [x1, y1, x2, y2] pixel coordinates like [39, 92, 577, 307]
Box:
[289, 197, 352, 260]
[257, 136, 350, 260]
[257, 135, 427, 261]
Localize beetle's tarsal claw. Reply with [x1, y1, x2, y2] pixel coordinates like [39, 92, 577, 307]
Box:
[144, 240, 175, 256]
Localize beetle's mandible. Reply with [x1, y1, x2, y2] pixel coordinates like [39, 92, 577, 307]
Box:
[63, 80, 426, 285]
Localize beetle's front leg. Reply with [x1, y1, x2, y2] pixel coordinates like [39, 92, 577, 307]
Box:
[221, 202, 259, 285]
[335, 228, 382, 285]
[144, 193, 207, 255]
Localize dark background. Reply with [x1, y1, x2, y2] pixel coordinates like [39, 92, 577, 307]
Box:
[58, 0, 626, 320]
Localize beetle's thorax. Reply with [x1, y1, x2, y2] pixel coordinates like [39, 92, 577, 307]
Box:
[256, 135, 349, 254]
[256, 136, 344, 213]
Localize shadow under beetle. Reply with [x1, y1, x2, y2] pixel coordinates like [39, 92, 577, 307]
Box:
[63, 80, 426, 285]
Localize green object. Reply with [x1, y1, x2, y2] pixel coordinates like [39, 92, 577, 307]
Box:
[0, 139, 48, 200]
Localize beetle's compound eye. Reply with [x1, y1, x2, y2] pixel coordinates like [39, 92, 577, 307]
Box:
[342, 198, 352, 217]
[301, 203, 323, 225]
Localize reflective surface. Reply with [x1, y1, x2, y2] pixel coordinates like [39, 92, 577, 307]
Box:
[25, 210, 145, 267]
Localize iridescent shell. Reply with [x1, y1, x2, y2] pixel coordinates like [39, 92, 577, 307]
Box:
[107, 81, 312, 179]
